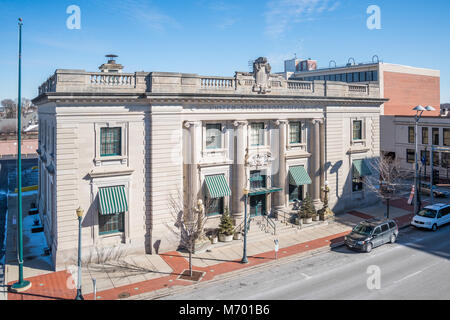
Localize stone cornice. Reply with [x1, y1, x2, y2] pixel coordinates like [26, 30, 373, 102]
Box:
[33, 91, 388, 107]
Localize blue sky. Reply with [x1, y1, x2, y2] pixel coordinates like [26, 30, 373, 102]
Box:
[1, 0, 449, 103]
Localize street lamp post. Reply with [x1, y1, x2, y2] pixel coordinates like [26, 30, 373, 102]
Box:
[241, 188, 249, 264]
[75, 207, 84, 300]
[413, 105, 435, 215]
[11, 18, 32, 293]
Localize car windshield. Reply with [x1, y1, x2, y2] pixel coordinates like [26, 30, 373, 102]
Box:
[352, 224, 374, 235]
[417, 209, 437, 218]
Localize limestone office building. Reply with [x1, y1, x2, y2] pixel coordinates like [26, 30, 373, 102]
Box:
[34, 56, 385, 269]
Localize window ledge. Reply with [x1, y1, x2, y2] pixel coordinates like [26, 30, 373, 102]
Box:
[89, 166, 134, 178]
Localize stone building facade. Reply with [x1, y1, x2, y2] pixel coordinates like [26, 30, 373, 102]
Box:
[34, 57, 386, 270]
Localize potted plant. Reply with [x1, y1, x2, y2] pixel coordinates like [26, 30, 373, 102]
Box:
[294, 212, 303, 226]
[218, 207, 234, 242]
[300, 193, 315, 224]
[209, 229, 218, 244]
[233, 231, 242, 240]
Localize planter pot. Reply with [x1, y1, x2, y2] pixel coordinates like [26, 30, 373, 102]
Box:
[303, 217, 313, 224]
[233, 233, 242, 240]
[312, 215, 320, 222]
[210, 236, 218, 244]
[219, 234, 233, 242]
[294, 217, 302, 226]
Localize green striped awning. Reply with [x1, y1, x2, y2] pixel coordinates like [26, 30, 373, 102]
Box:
[289, 166, 312, 186]
[98, 186, 128, 215]
[353, 159, 372, 177]
[249, 187, 282, 196]
[205, 174, 232, 199]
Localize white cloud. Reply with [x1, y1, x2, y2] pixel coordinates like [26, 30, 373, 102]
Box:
[264, 0, 340, 37]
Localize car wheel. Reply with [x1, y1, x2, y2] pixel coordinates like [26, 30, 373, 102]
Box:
[390, 234, 396, 243]
[432, 224, 438, 232]
[365, 242, 373, 253]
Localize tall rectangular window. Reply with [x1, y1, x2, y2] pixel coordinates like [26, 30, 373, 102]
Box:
[420, 150, 430, 165]
[433, 151, 440, 167]
[99, 213, 124, 235]
[422, 127, 429, 144]
[360, 72, 366, 82]
[289, 185, 304, 203]
[432, 128, 439, 145]
[353, 72, 359, 82]
[289, 122, 302, 144]
[372, 71, 379, 81]
[205, 123, 222, 149]
[444, 128, 450, 146]
[250, 123, 265, 146]
[442, 153, 450, 168]
[347, 73, 353, 82]
[250, 170, 266, 189]
[408, 127, 415, 144]
[406, 149, 415, 163]
[366, 71, 373, 82]
[100, 127, 121, 157]
[352, 166, 364, 192]
[206, 197, 224, 216]
[353, 120, 362, 141]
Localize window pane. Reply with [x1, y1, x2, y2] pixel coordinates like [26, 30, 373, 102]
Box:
[289, 122, 301, 144]
[289, 185, 304, 202]
[99, 213, 124, 235]
[406, 149, 415, 163]
[347, 73, 353, 82]
[206, 124, 222, 149]
[433, 152, 440, 166]
[432, 128, 439, 145]
[352, 164, 364, 192]
[251, 123, 265, 146]
[422, 127, 428, 144]
[206, 198, 224, 216]
[250, 170, 266, 189]
[372, 71, 378, 81]
[360, 72, 366, 82]
[408, 127, 415, 144]
[444, 129, 450, 146]
[353, 72, 359, 82]
[420, 150, 430, 165]
[353, 120, 362, 140]
[367, 71, 373, 82]
[101, 127, 121, 157]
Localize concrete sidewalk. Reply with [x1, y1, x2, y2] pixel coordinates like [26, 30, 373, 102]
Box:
[4, 199, 415, 300]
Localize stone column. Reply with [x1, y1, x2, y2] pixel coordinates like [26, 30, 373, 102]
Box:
[273, 120, 288, 211]
[310, 118, 324, 210]
[232, 121, 248, 221]
[184, 121, 200, 210]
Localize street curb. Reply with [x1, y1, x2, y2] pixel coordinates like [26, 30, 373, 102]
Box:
[128, 239, 347, 300]
[132, 223, 413, 300]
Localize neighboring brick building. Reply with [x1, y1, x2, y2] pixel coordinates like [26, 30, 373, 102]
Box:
[285, 58, 440, 116]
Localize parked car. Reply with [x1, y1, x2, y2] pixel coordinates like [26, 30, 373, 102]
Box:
[345, 218, 398, 253]
[419, 183, 450, 198]
[411, 203, 450, 231]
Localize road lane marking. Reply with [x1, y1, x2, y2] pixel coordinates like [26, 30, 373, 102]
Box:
[393, 270, 422, 284]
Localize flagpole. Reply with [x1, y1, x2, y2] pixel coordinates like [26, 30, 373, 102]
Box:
[11, 18, 32, 293]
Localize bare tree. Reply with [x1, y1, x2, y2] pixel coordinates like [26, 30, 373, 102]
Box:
[1, 98, 36, 119]
[364, 155, 410, 218]
[168, 189, 212, 277]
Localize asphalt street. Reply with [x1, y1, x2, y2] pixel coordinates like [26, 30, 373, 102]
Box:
[161, 224, 450, 300]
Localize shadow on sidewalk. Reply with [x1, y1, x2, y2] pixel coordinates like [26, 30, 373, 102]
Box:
[88, 261, 176, 278]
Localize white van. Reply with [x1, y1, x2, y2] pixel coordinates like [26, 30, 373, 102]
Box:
[411, 203, 450, 231]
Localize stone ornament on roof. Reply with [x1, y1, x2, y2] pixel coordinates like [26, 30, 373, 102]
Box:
[253, 57, 272, 94]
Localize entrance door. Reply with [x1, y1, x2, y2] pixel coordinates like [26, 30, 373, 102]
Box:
[250, 194, 266, 216]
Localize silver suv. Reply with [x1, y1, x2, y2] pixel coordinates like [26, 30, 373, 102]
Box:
[345, 218, 399, 253]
